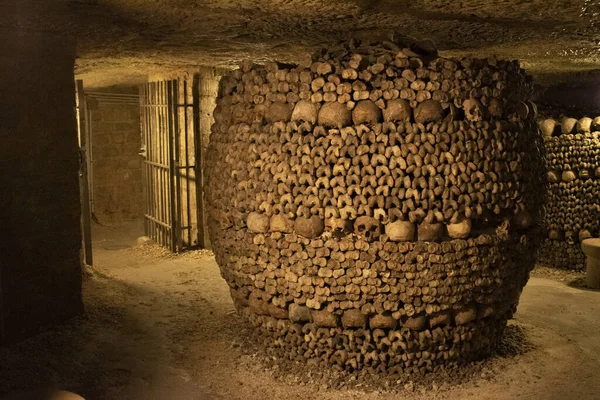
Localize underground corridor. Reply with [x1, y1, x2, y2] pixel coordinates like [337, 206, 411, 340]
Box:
[1, 1, 600, 399]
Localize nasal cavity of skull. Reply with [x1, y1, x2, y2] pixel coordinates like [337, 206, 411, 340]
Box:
[454, 107, 465, 121]
[358, 223, 380, 237]
[332, 225, 347, 240]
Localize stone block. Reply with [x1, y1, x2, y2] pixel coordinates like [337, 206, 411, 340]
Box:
[582, 238, 600, 289]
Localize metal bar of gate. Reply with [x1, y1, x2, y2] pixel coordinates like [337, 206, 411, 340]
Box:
[141, 84, 148, 243]
[183, 79, 192, 248]
[157, 81, 164, 247]
[76, 80, 93, 266]
[161, 81, 169, 248]
[161, 81, 168, 247]
[167, 80, 177, 251]
[173, 80, 182, 252]
[193, 73, 205, 248]
[140, 78, 204, 252]
[141, 80, 174, 249]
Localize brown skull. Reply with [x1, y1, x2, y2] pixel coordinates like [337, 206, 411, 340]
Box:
[383, 99, 411, 123]
[353, 216, 382, 240]
[291, 100, 319, 124]
[325, 217, 353, 236]
[462, 98, 487, 122]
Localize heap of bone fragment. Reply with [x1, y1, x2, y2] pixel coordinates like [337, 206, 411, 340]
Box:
[538, 116, 600, 270]
[205, 38, 545, 375]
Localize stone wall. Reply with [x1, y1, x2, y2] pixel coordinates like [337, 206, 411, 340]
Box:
[0, 30, 83, 343]
[88, 88, 143, 225]
[198, 70, 221, 249]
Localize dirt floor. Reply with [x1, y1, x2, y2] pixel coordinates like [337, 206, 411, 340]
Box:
[1, 222, 599, 400]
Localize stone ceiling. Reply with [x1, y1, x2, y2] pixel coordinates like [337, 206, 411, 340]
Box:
[4, 0, 600, 87]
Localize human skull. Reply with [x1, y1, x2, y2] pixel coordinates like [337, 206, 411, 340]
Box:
[547, 170, 559, 182]
[247, 212, 269, 233]
[291, 100, 319, 124]
[385, 220, 415, 241]
[232, 103, 250, 123]
[265, 101, 292, 123]
[577, 117, 593, 133]
[317, 102, 352, 128]
[515, 101, 529, 120]
[413, 100, 443, 124]
[579, 229, 592, 241]
[447, 218, 472, 239]
[325, 217, 353, 236]
[352, 100, 382, 125]
[462, 98, 487, 122]
[353, 216, 382, 240]
[562, 170, 576, 182]
[561, 117, 577, 134]
[488, 98, 503, 119]
[382, 99, 411, 122]
[539, 119, 557, 138]
[270, 214, 293, 233]
[294, 216, 324, 238]
[253, 103, 267, 123]
[548, 229, 563, 240]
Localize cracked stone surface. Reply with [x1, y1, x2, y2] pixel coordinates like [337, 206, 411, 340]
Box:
[3, 0, 600, 87]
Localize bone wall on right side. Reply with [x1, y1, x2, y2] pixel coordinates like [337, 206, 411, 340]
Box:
[538, 117, 600, 269]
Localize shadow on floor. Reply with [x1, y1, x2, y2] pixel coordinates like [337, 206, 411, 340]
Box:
[0, 275, 149, 399]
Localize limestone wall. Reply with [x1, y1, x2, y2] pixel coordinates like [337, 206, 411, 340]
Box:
[88, 88, 143, 225]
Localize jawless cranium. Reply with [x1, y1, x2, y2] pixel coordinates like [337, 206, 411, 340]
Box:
[353, 216, 382, 240]
[291, 100, 319, 124]
[462, 98, 487, 122]
[325, 217, 353, 237]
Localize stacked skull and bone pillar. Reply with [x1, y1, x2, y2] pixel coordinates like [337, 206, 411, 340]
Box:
[206, 39, 545, 375]
[538, 117, 600, 269]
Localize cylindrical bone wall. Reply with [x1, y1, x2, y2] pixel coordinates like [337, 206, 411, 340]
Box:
[538, 117, 600, 270]
[206, 39, 544, 374]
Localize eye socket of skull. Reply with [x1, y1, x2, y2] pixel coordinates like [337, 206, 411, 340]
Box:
[357, 224, 366, 232]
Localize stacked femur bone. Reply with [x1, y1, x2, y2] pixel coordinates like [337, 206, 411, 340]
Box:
[538, 116, 600, 270]
[206, 39, 545, 375]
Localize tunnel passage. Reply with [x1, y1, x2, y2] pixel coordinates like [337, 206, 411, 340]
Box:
[205, 39, 545, 374]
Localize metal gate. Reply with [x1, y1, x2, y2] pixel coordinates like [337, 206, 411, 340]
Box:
[75, 80, 93, 265]
[140, 78, 204, 252]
